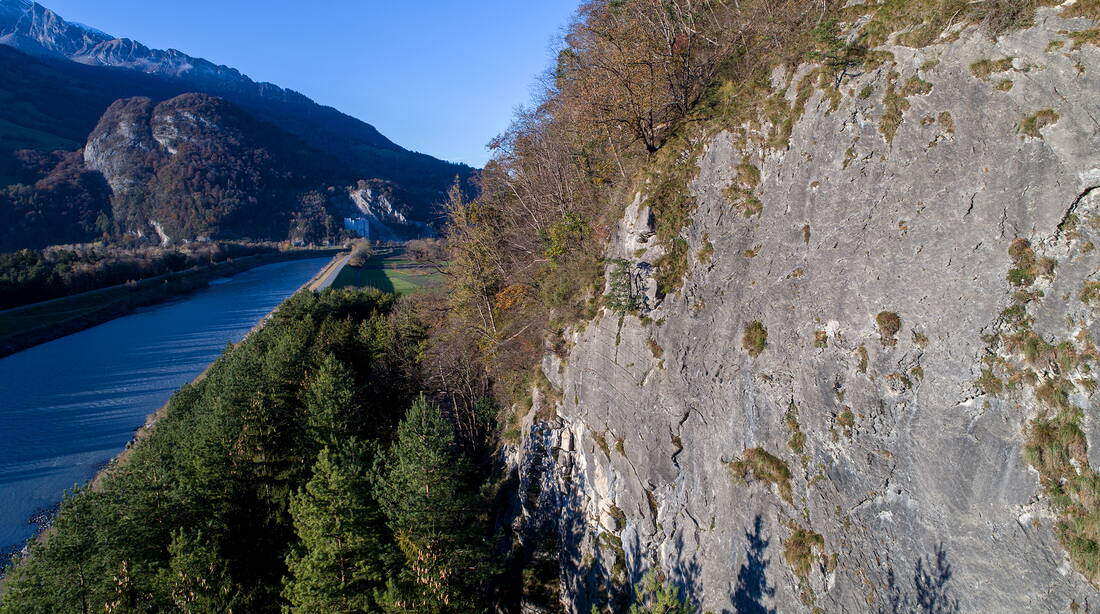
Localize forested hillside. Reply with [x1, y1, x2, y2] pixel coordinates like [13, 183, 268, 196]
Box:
[0, 89, 442, 252]
[0, 2, 477, 251]
[0, 149, 111, 251]
[85, 93, 353, 244]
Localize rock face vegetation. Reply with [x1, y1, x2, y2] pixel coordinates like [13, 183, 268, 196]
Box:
[6, 0, 1100, 613]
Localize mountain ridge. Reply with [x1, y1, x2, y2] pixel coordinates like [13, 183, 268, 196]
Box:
[0, 1, 331, 119]
[0, 0, 474, 225]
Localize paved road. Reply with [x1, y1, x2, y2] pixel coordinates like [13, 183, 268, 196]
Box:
[311, 254, 351, 291]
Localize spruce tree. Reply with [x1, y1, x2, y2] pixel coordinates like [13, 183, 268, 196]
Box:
[377, 395, 490, 613]
[283, 446, 385, 613]
[303, 353, 363, 448]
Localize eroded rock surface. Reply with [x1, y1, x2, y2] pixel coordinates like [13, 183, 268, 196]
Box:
[512, 10, 1100, 613]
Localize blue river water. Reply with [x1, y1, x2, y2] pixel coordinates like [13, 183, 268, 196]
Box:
[0, 257, 330, 555]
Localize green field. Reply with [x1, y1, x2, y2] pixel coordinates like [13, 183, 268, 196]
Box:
[330, 249, 444, 294]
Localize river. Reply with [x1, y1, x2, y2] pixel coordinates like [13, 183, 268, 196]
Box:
[0, 257, 331, 555]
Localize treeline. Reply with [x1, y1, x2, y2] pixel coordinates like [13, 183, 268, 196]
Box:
[0, 289, 499, 613]
[405, 238, 447, 264]
[0, 243, 277, 310]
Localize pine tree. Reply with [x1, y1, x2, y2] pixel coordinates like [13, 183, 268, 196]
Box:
[283, 446, 386, 613]
[377, 395, 490, 613]
[0, 489, 117, 614]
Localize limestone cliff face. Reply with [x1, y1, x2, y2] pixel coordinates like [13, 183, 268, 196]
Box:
[513, 10, 1100, 613]
[346, 180, 432, 242]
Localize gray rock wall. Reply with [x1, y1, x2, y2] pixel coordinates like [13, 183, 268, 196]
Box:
[511, 9, 1100, 613]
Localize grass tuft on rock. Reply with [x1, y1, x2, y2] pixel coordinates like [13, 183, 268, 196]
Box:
[1019, 109, 1060, 139]
[970, 57, 1014, 80]
[743, 321, 768, 357]
[728, 447, 793, 503]
[876, 311, 902, 347]
[784, 522, 825, 579]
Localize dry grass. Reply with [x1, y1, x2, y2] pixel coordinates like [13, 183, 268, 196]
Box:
[784, 522, 825, 578]
[647, 338, 664, 359]
[697, 236, 715, 265]
[851, 0, 1053, 49]
[729, 447, 793, 503]
[1080, 281, 1100, 307]
[993, 238, 1100, 586]
[785, 403, 807, 454]
[978, 369, 1004, 395]
[1019, 109, 1061, 139]
[876, 311, 902, 347]
[970, 58, 1014, 80]
[856, 345, 869, 373]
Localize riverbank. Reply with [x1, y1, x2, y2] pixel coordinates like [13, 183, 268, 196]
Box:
[0, 247, 343, 358]
[89, 251, 345, 493]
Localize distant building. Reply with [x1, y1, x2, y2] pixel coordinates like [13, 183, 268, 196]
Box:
[343, 217, 371, 239]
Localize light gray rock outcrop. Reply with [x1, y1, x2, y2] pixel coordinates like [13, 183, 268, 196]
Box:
[511, 9, 1100, 613]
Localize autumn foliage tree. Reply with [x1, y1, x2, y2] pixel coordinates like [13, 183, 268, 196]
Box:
[556, 0, 734, 153]
[441, 0, 742, 403]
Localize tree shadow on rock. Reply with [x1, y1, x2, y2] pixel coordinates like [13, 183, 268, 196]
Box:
[878, 543, 960, 614]
[726, 515, 776, 614]
[662, 531, 703, 612]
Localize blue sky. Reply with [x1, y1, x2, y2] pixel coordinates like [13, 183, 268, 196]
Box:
[42, 1, 581, 167]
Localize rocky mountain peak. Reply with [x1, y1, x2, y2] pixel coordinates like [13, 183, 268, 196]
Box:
[0, 1, 108, 57]
[0, 2, 258, 87]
